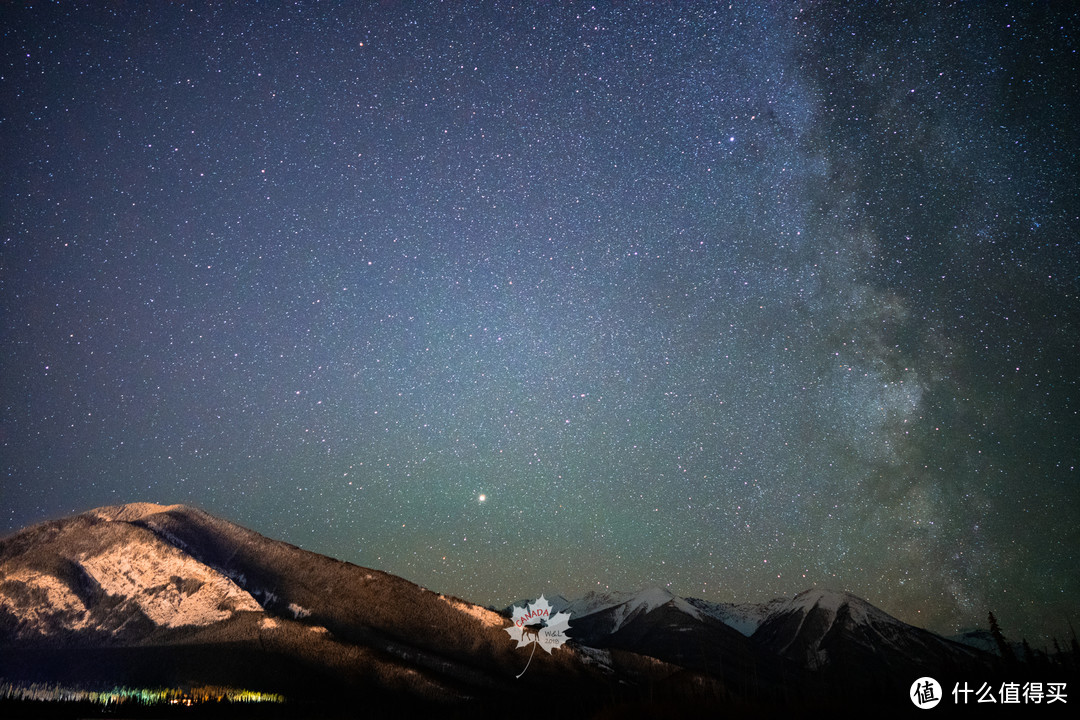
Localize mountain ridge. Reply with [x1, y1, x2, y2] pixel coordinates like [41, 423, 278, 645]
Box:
[0, 502, 1024, 715]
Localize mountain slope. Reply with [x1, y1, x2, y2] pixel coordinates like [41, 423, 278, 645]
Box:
[562, 586, 802, 705]
[552, 584, 1007, 708]
[2, 504, 1018, 715]
[0, 503, 262, 643]
[683, 595, 787, 636]
[562, 587, 704, 635]
[0, 503, 505, 705]
[0, 503, 723, 715]
[750, 587, 996, 704]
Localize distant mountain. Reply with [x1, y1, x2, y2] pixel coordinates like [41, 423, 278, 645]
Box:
[684, 595, 787, 636]
[548, 585, 1008, 707]
[560, 586, 797, 705]
[951, 628, 1000, 654]
[0, 503, 689, 715]
[0, 503, 1025, 716]
[950, 627, 1040, 664]
[747, 587, 999, 705]
[751, 588, 988, 672]
[548, 587, 779, 639]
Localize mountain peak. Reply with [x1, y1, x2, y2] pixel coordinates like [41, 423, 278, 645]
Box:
[785, 587, 896, 628]
[88, 502, 190, 523]
[562, 586, 705, 637]
[0, 503, 262, 641]
[626, 586, 702, 620]
[791, 587, 857, 609]
[629, 586, 676, 606]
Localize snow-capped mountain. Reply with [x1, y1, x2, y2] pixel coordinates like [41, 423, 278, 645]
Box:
[0, 503, 262, 642]
[684, 595, 788, 636]
[554, 588, 781, 639]
[562, 586, 704, 635]
[0, 503, 718, 715]
[751, 588, 991, 681]
[552, 584, 1000, 701]
[1, 503, 1014, 715]
[556, 585, 799, 701]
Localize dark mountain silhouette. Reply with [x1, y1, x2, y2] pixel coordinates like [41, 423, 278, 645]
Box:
[750, 588, 995, 706]
[560, 586, 799, 704]
[0, 503, 1028, 716]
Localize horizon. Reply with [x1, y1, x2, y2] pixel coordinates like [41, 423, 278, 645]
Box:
[3, 498, 1063, 647]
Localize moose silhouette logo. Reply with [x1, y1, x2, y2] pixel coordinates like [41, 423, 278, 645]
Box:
[505, 596, 571, 677]
[519, 620, 544, 643]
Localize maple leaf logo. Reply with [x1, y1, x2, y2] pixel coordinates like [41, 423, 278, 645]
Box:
[504, 595, 571, 677]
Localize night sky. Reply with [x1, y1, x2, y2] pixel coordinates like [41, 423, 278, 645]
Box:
[2, 2, 1077, 643]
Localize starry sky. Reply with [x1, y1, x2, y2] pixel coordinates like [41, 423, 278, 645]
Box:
[2, 2, 1077, 643]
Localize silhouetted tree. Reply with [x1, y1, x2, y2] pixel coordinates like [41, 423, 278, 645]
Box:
[988, 611, 1016, 666]
[1070, 625, 1080, 671]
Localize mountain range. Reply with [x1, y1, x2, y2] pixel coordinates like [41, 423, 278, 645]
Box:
[0, 503, 1030, 716]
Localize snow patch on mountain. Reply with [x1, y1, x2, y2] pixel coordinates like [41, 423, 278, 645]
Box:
[287, 602, 311, 619]
[78, 536, 261, 628]
[136, 516, 193, 555]
[950, 628, 998, 654]
[0, 569, 92, 635]
[574, 645, 615, 673]
[566, 587, 703, 633]
[779, 588, 896, 629]
[624, 587, 702, 624]
[89, 503, 184, 523]
[563, 589, 634, 618]
[685, 596, 787, 636]
[439, 595, 505, 630]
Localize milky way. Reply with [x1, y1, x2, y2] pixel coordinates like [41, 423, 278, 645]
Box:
[2, 2, 1077, 642]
